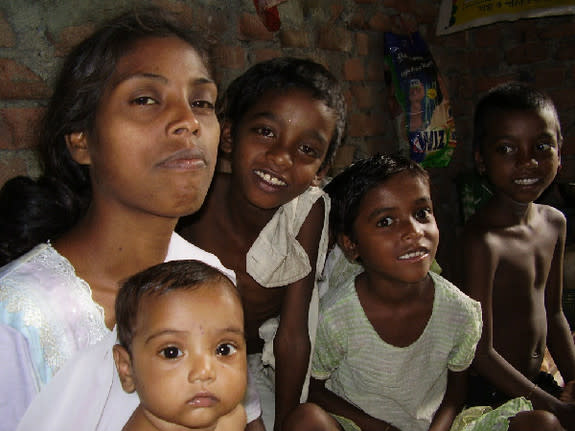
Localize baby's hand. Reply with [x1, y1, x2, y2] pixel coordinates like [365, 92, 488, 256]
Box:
[215, 404, 247, 431]
[561, 380, 575, 403]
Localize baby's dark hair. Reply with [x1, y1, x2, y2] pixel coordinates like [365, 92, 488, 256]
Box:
[473, 81, 562, 154]
[116, 260, 237, 351]
[0, 8, 212, 266]
[218, 57, 347, 169]
[325, 154, 429, 241]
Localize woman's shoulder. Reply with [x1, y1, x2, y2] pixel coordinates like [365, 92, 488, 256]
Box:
[0, 242, 83, 300]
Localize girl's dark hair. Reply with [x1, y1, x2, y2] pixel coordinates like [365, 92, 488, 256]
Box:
[473, 81, 562, 154]
[115, 259, 237, 350]
[325, 154, 429, 241]
[0, 8, 213, 266]
[218, 57, 347, 169]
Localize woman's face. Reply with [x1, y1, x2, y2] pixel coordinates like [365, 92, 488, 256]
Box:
[68, 36, 220, 220]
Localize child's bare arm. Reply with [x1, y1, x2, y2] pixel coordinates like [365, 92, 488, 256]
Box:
[273, 199, 325, 431]
[545, 213, 575, 384]
[429, 370, 467, 431]
[308, 378, 400, 431]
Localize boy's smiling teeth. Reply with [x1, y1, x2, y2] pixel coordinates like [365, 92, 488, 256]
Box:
[398, 250, 427, 260]
[255, 170, 287, 186]
[514, 178, 538, 185]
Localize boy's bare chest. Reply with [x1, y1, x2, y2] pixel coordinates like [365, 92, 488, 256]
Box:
[491, 228, 557, 289]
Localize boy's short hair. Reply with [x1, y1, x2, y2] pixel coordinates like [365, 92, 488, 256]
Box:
[325, 154, 429, 241]
[115, 260, 237, 350]
[218, 57, 347, 169]
[473, 81, 563, 153]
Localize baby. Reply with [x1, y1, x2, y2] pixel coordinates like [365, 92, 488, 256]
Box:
[113, 260, 247, 431]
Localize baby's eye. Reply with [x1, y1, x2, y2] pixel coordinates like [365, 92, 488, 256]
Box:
[255, 127, 275, 138]
[415, 207, 433, 222]
[215, 343, 237, 357]
[376, 216, 393, 228]
[131, 96, 157, 106]
[191, 100, 215, 110]
[160, 346, 183, 359]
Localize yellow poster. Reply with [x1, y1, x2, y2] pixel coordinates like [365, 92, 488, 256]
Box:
[437, 0, 575, 35]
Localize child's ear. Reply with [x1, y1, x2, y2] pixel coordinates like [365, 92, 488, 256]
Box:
[312, 164, 330, 187]
[65, 132, 91, 165]
[338, 233, 359, 262]
[220, 121, 233, 155]
[113, 344, 136, 394]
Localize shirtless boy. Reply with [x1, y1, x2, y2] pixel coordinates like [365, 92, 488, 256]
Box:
[463, 82, 575, 429]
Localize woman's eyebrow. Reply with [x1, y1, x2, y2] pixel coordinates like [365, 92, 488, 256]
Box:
[111, 72, 215, 89]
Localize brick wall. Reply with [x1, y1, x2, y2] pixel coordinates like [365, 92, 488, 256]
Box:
[1, 0, 574, 277]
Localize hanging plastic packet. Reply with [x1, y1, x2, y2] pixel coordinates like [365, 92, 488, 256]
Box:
[254, 0, 288, 32]
[384, 31, 457, 168]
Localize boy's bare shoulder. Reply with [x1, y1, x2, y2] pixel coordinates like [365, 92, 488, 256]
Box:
[535, 202, 566, 229]
[462, 203, 507, 260]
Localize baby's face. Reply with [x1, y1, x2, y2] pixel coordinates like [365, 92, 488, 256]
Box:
[123, 283, 246, 430]
[477, 107, 561, 204]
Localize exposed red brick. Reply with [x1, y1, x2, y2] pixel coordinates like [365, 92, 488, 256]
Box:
[348, 112, 386, 137]
[344, 58, 364, 81]
[508, 21, 540, 44]
[368, 12, 392, 32]
[555, 40, 575, 62]
[350, 84, 382, 110]
[505, 42, 548, 65]
[348, 12, 368, 30]
[356, 32, 369, 56]
[437, 31, 468, 49]
[253, 48, 282, 63]
[331, 144, 356, 174]
[466, 48, 501, 70]
[413, 3, 438, 22]
[363, 136, 392, 155]
[538, 21, 575, 40]
[366, 58, 386, 81]
[0, 59, 50, 99]
[317, 25, 352, 52]
[0, 107, 43, 150]
[0, 12, 15, 48]
[473, 27, 502, 48]
[534, 67, 566, 90]
[239, 13, 274, 41]
[0, 154, 30, 189]
[211, 45, 246, 70]
[279, 30, 311, 48]
[354, 0, 375, 4]
[330, 3, 345, 22]
[560, 136, 575, 156]
[475, 74, 520, 94]
[548, 87, 575, 113]
[48, 24, 96, 57]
